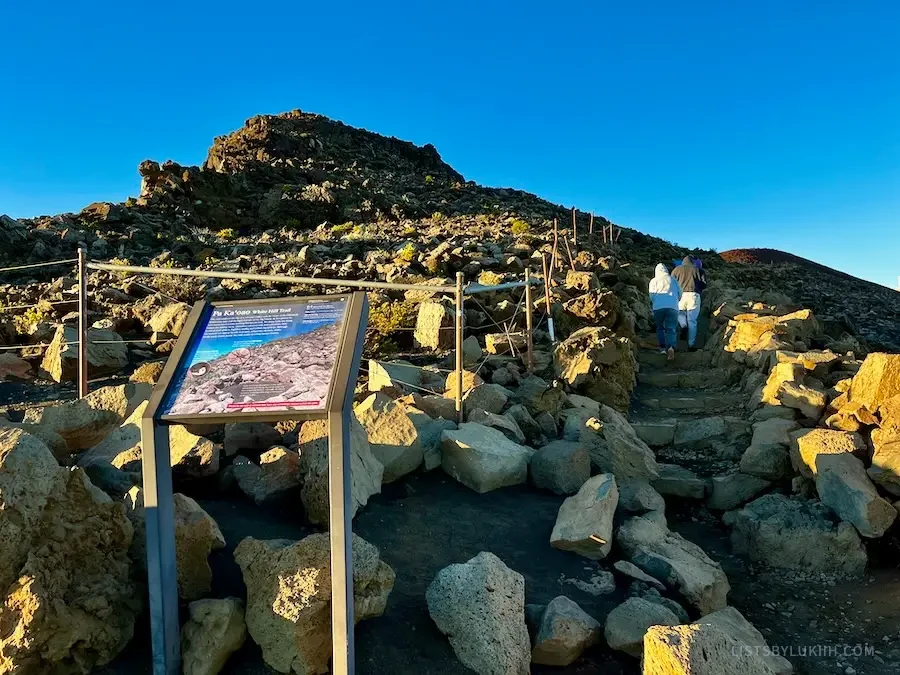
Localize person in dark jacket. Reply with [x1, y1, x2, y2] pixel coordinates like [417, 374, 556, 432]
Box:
[671, 256, 707, 350]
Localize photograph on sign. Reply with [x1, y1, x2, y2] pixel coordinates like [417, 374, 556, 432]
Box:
[160, 296, 348, 417]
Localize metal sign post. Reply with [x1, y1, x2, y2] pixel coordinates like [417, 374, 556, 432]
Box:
[140, 292, 369, 675]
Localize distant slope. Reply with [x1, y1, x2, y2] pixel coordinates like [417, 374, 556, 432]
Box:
[719, 248, 900, 352]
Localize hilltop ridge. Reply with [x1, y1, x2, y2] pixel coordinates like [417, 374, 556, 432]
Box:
[2, 108, 898, 350]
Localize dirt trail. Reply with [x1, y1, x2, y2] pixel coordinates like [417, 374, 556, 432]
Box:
[631, 333, 900, 675]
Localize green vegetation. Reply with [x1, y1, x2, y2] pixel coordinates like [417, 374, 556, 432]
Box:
[217, 228, 237, 240]
[424, 175, 434, 184]
[332, 222, 355, 235]
[4, 301, 53, 335]
[510, 219, 530, 235]
[367, 300, 418, 356]
[397, 242, 416, 262]
[431, 211, 444, 223]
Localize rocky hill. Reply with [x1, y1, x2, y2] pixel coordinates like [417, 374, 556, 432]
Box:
[4, 109, 897, 352]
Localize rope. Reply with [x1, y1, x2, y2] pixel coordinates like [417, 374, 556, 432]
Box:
[0, 259, 78, 273]
[359, 366, 445, 396]
[0, 300, 76, 311]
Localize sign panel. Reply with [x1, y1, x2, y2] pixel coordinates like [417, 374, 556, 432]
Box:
[159, 296, 348, 420]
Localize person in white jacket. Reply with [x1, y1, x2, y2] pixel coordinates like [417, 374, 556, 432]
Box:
[648, 263, 682, 360]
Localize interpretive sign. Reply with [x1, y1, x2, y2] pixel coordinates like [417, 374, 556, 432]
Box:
[159, 296, 349, 421]
[142, 291, 368, 675]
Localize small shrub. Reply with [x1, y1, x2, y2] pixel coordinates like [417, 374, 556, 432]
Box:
[397, 242, 416, 262]
[368, 300, 418, 336]
[431, 211, 444, 223]
[332, 222, 354, 235]
[109, 257, 133, 280]
[402, 226, 417, 237]
[510, 219, 530, 235]
[9, 302, 53, 335]
[424, 175, 434, 184]
[218, 228, 237, 240]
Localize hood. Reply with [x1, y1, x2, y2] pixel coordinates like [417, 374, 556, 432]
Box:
[655, 263, 670, 278]
[682, 256, 694, 266]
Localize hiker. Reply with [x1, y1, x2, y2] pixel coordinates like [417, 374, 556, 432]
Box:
[649, 263, 682, 360]
[671, 256, 707, 350]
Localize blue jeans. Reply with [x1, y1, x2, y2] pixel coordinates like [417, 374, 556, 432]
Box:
[654, 308, 678, 349]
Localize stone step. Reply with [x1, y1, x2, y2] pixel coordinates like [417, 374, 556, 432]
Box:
[637, 369, 727, 389]
[637, 349, 711, 369]
[636, 390, 746, 415]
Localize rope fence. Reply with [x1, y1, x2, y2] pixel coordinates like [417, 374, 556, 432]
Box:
[2, 251, 551, 421]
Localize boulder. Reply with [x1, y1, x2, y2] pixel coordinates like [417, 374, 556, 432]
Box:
[510, 375, 567, 416]
[617, 516, 730, 615]
[550, 473, 618, 560]
[223, 422, 281, 457]
[0, 432, 139, 673]
[563, 406, 659, 481]
[653, 463, 709, 500]
[297, 417, 383, 526]
[130, 360, 165, 384]
[530, 440, 590, 495]
[531, 596, 601, 666]
[181, 597, 247, 675]
[414, 301, 454, 350]
[613, 560, 666, 590]
[78, 401, 220, 479]
[426, 552, 530, 675]
[868, 429, 900, 496]
[815, 453, 897, 538]
[789, 428, 866, 478]
[233, 447, 303, 505]
[148, 302, 191, 336]
[706, 473, 771, 511]
[564, 270, 600, 291]
[505, 404, 543, 443]
[758, 362, 804, 408]
[414, 417, 456, 471]
[553, 326, 637, 411]
[40, 325, 128, 382]
[643, 623, 777, 675]
[126, 488, 226, 600]
[354, 393, 424, 482]
[415, 393, 457, 421]
[739, 418, 799, 481]
[463, 335, 483, 364]
[468, 408, 526, 444]
[695, 607, 793, 675]
[0, 353, 32, 381]
[848, 352, 900, 414]
[603, 597, 680, 657]
[368, 359, 422, 395]
[617, 480, 666, 518]
[463, 383, 510, 416]
[441, 423, 532, 493]
[235, 534, 394, 675]
[23, 382, 150, 453]
[562, 290, 619, 328]
[776, 382, 826, 420]
[444, 369, 483, 395]
[723, 494, 867, 577]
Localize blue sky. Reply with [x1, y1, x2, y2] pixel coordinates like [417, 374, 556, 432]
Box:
[2, 1, 898, 288]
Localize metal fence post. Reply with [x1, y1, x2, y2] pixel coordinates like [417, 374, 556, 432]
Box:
[541, 253, 556, 343]
[77, 245, 88, 398]
[455, 272, 464, 424]
[524, 268, 535, 373]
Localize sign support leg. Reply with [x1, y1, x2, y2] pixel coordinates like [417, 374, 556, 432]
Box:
[328, 292, 368, 675]
[140, 418, 180, 675]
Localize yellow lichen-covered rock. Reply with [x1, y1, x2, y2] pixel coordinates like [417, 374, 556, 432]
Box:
[642, 623, 776, 674]
[234, 533, 394, 675]
[125, 488, 226, 601]
[0, 433, 139, 674]
[849, 353, 900, 416]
